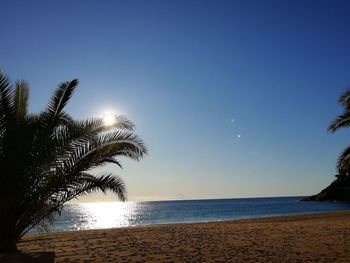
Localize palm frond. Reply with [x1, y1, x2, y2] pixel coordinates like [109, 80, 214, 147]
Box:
[57, 173, 127, 203]
[61, 130, 147, 174]
[111, 115, 135, 131]
[14, 80, 29, 120]
[55, 115, 135, 145]
[42, 79, 78, 125]
[52, 116, 137, 162]
[336, 145, 350, 175]
[0, 70, 15, 122]
[328, 111, 350, 133]
[338, 87, 350, 108]
[103, 157, 123, 168]
[20, 202, 59, 237]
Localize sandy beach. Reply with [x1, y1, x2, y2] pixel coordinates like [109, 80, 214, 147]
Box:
[18, 211, 350, 262]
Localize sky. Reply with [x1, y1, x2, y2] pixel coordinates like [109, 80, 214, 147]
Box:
[1, 0, 350, 201]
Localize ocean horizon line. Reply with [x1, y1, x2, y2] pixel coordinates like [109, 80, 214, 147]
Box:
[70, 195, 309, 204]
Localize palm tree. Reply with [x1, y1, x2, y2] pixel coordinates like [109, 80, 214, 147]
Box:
[329, 87, 350, 179]
[0, 71, 147, 252]
[304, 87, 350, 201]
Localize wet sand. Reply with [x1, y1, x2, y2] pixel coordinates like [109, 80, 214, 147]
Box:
[19, 211, 350, 262]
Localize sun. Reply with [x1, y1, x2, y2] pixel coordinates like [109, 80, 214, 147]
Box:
[102, 112, 116, 126]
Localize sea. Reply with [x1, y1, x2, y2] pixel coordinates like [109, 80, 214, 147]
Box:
[38, 196, 350, 233]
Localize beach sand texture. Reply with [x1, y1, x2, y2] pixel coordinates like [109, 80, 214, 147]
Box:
[19, 211, 350, 262]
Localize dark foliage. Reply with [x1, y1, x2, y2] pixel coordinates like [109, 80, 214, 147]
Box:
[0, 71, 147, 252]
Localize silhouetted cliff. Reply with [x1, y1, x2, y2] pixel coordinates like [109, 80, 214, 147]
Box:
[302, 176, 350, 201]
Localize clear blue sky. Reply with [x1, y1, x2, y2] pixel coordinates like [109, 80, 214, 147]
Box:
[1, 0, 350, 201]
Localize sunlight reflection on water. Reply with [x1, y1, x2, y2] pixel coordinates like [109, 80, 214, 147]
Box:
[59, 202, 145, 231]
[76, 202, 137, 229]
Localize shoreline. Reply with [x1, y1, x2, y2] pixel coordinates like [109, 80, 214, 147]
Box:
[27, 209, 350, 235]
[20, 211, 350, 262]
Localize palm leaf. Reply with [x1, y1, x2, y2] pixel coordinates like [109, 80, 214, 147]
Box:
[336, 145, 350, 175]
[0, 71, 15, 123]
[54, 115, 135, 148]
[61, 173, 127, 202]
[42, 79, 78, 125]
[14, 80, 29, 120]
[328, 112, 350, 133]
[338, 87, 350, 108]
[61, 130, 147, 174]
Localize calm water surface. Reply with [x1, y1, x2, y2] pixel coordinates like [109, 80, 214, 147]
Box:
[43, 196, 350, 232]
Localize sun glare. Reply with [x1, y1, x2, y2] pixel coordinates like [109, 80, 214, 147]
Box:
[102, 112, 116, 126]
[78, 202, 138, 229]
